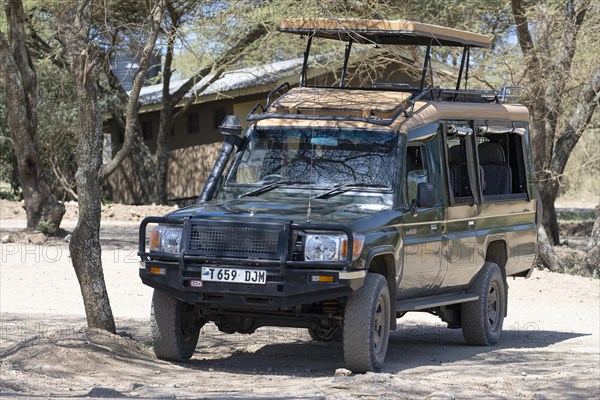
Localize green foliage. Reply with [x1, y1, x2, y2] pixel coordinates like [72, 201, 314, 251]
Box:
[38, 220, 55, 235]
[557, 209, 596, 223]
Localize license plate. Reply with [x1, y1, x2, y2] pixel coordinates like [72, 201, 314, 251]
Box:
[201, 267, 267, 285]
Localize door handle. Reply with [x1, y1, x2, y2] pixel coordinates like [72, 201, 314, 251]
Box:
[468, 220, 475, 229]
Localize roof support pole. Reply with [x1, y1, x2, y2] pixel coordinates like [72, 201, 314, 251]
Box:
[300, 33, 313, 87]
[419, 41, 432, 92]
[339, 38, 353, 87]
[464, 46, 471, 90]
[455, 45, 469, 91]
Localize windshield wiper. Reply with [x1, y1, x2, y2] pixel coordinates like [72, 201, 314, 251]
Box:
[238, 180, 310, 198]
[315, 182, 389, 199]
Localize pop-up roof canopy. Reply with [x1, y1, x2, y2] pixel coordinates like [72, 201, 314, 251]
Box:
[277, 18, 490, 48]
[244, 18, 503, 126]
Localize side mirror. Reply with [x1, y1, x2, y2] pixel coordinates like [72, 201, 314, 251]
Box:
[417, 182, 435, 208]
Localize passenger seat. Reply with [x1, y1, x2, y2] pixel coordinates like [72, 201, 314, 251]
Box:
[478, 142, 511, 195]
[448, 145, 463, 197]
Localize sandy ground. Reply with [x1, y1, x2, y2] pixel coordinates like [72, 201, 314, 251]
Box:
[1, 204, 599, 399]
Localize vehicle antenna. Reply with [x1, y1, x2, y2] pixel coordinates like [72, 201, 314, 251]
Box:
[306, 92, 315, 223]
[306, 36, 315, 223]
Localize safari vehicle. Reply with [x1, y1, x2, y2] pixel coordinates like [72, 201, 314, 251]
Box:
[138, 18, 539, 373]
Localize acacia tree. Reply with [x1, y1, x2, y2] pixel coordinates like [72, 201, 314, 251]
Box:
[511, 0, 600, 245]
[0, 0, 65, 231]
[57, 0, 164, 332]
[106, 0, 268, 204]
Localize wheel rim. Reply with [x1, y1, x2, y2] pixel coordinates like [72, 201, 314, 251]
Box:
[487, 281, 500, 330]
[180, 303, 197, 343]
[373, 296, 385, 352]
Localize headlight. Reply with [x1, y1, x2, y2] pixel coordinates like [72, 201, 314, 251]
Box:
[304, 233, 365, 261]
[150, 225, 183, 254]
[305, 235, 341, 261]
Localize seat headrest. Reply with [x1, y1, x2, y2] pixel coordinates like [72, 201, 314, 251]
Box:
[448, 145, 462, 163]
[478, 141, 506, 163]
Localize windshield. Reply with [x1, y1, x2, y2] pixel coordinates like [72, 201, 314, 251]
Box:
[227, 128, 398, 189]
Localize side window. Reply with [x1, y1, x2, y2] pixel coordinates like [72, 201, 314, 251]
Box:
[475, 123, 529, 200]
[405, 144, 430, 204]
[442, 121, 475, 204]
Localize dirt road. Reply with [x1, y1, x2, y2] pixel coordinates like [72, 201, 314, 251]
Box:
[1, 218, 599, 399]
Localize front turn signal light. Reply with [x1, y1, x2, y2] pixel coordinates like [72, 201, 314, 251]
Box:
[341, 234, 365, 261]
[150, 229, 160, 252]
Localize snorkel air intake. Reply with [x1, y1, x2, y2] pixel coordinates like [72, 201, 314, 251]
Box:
[197, 115, 243, 203]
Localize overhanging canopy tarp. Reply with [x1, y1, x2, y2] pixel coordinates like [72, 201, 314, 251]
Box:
[277, 18, 490, 48]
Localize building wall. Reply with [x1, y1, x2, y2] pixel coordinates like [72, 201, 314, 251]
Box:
[106, 97, 263, 204]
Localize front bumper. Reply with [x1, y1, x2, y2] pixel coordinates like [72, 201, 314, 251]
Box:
[139, 216, 364, 309]
[140, 260, 365, 309]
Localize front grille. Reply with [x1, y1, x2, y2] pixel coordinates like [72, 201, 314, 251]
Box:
[187, 222, 285, 260]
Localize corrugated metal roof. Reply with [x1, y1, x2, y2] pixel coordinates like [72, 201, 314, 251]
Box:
[136, 57, 307, 106]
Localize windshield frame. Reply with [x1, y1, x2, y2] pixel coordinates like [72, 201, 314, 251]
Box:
[221, 125, 401, 198]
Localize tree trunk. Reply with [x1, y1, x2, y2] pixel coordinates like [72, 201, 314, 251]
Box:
[540, 182, 561, 245]
[69, 60, 116, 333]
[0, 0, 65, 232]
[537, 226, 567, 273]
[582, 206, 600, 276]
[61, 0, 116, 333]
[154, 104, 173, 203]
[70, 50, 116, 333]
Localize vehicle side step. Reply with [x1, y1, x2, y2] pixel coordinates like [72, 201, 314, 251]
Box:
[396, 292, 479, 312]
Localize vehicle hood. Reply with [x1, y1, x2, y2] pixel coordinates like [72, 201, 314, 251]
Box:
[165, 197, 393, 225]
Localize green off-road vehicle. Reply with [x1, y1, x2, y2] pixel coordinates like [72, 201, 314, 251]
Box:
[138, 18, 539, 372]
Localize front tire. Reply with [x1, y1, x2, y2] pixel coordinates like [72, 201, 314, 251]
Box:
[151, 289, 204, 362]
[461, 262, 506, 345]
[343, 273, 391, 373]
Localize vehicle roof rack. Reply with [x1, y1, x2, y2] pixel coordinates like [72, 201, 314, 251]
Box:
[246, 85, 522, 126]
[277, 18, 491, 48]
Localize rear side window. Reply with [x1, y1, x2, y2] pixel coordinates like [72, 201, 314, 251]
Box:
[442, 121, 477, 205]
[475, 124, 529, 201]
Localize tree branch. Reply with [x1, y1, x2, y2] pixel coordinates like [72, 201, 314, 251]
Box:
[510, 0, 537, 62]
[172, 68, 224, 120]
[544, 0, 590, 141]
[7, 0, 38, 136]
[99, 0, 164, 182]
[170, 24, 268, 105]
[549, 66, 600, 176]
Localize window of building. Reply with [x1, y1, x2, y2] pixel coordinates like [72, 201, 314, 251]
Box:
[187, 112, 200, 134]
[213, 107, 226, 129]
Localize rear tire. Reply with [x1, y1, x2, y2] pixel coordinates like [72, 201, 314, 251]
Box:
[461, 262, 506, 345]
[343, 273, 390, 373]
[151, 289, 204, 362]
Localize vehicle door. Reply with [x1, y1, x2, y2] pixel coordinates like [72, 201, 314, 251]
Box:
[473, 121, 537, 277]
[398, 124, 444, 298]
[438, 121, 483, 289]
